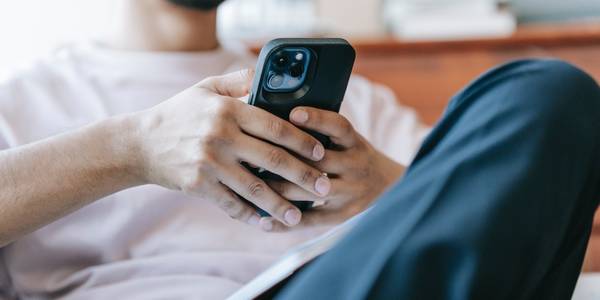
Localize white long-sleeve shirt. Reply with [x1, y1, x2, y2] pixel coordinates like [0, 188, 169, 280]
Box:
[0, 42, 430, 300]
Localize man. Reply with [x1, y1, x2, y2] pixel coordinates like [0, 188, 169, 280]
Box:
[2, 1, 599, 300]
[0, 0, 428, 299]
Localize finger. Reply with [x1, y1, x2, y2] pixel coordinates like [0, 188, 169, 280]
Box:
[268, 180, 316, 201]
[235, 135, 331, 197]
[236, 105, 326, 162]
[268, 178, 346, 202]
[259, 210, 349, 232]
[217, 163, 302, 226]
[289, 107, 357, 148]
[209, 183, 261, 226]
[310, 149, 350, 175]
[196, 69, 255, 98]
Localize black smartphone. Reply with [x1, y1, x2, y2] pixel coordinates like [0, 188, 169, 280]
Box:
[246, 38, 356, 216]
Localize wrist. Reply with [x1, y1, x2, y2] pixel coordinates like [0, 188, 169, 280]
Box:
[100, 113, 147, 186]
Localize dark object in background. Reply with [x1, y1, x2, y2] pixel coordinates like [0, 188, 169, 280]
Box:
[166, 0, 225, 10]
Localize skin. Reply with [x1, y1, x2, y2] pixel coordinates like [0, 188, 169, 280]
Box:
[261, 108, 405, 232]
[108, 0, 219, 52]
[0, 0, 406, 247]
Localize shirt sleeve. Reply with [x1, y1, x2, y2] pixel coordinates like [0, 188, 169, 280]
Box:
[340, 75, 431, 166]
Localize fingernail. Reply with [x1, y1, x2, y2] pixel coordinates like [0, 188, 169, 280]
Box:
[248, 214, 260, 226]
[312, 144, 325, 160]
[315, 175, 331, 196]
[284, 209, 301, 226]
[260, 218, 273, 231]
[291, 109, 308, 123]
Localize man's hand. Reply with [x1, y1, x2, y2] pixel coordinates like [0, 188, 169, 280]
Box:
[133, 70, 331, 227]
[0, 69, 336, 246]
[259, 107, 406, 232]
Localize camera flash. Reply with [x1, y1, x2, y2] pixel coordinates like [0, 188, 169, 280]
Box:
[295, 53, 303, 61]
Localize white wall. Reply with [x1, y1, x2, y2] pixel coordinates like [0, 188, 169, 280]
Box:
[0, 0, 319, 78]
[0, 0, 115, 78]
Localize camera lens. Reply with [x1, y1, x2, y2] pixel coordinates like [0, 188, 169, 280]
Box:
[289, 62, 304, 78]
[268, 73, 284, 88]
[273, 52, 288, 68]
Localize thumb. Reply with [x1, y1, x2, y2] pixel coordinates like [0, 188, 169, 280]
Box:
[197, 69, 255, 98]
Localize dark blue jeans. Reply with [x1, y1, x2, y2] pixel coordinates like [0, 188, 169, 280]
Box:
[277, 59, 600, 300]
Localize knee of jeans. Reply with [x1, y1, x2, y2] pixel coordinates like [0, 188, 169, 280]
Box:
[493, 59, 600, 134]
[523, 59, 599, 117]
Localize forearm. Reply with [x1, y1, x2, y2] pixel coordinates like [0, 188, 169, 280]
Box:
[0, 114, 142, 247]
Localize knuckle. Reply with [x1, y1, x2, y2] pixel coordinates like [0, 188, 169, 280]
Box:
[214, 100, 237, 119]
[202, 131, 233, 148]
[271, 182, 290, 198]
[339, 118, 353, 135]
[193, 150, 217, 170]
[247, 180, 266, 198]
[223, 200, 245, 220]
[220, 197, 237, 210]
[272, 182, 287, 195]
[238, 68, 250, 79]
[229, 209, 246, 220]
[195, 77, 214, 90]
[267, 148, 287, 169]
[181, 173, 205, 193]
[266, 119, 287, 139]
[299, 168, 317, 185]
[239, 69, 253, 86]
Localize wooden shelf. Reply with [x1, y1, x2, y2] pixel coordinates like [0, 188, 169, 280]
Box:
[347, 22, 600, 125]
[350, 22, 600, 54]
[248, 22, 600, 55]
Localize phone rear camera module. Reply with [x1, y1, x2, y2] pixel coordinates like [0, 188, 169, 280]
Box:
[263, 47, 311, 93]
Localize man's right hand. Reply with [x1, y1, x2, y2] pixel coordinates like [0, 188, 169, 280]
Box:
[132, 70, 331, 228]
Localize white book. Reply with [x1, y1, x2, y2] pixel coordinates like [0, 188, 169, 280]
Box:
[389, 10, 516, 41]
[227, 209, 370, 300]
[397, 0, 498, 15]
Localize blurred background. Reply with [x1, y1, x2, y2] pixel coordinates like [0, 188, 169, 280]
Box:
[1, 0, 600, 77]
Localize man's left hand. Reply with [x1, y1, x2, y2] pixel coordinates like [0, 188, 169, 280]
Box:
[260, 106, 406, 232]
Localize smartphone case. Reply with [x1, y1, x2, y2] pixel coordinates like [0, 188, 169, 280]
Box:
[247, 38, 356, 216]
